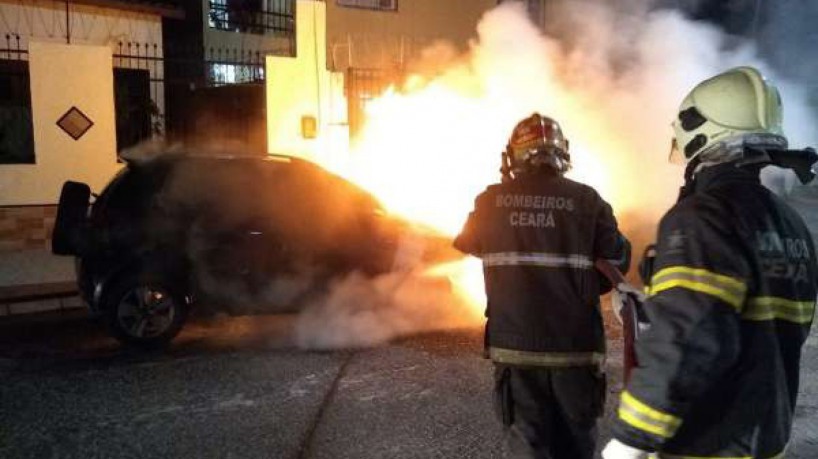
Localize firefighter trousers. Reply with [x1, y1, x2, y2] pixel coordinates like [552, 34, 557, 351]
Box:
[494, 364, 606, 459]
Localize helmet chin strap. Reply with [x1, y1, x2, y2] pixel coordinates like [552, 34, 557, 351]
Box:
[500, 150, 514, 183]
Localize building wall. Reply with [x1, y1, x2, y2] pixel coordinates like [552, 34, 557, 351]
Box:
[0, 1, 166, 126]
[0, 2, 162, 252]
[0, 42, 119, 207]
[268, 0, 501, 161]
[267, 0, 349, 167]
[0, 42, 119, 252]
[0, 205, 57, 252]
[325, 0, 497, 70]
[0, 1, 162, 48]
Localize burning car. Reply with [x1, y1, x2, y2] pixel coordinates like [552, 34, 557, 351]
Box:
[52, 151, 457, 348]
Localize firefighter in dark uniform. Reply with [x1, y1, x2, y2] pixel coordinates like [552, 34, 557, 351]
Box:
[454, 113, 631, 459]
[603, 67, 818, 459]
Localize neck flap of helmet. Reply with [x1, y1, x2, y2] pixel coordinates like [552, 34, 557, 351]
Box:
[679, 144, 818, 200]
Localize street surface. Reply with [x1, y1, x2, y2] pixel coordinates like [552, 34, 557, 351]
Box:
[0, 312, 816, 458]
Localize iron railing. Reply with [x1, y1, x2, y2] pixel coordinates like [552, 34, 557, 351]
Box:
[115, 41, 274, 149]
[113, 41, 166, 148]
[113, 42, 164, 98]
[114, 42, 270, 89]
[1, 33, 26, 60]
[206, 47, 265, 86]
[208, 0, 295, 36]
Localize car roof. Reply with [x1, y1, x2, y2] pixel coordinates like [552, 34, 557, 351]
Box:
[120, 151, 382, 205]
[123, 151, 303, 165]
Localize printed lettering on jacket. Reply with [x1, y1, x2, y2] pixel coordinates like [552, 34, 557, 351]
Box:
[756, 231, 812, 283]
[495, 194, 575, 229]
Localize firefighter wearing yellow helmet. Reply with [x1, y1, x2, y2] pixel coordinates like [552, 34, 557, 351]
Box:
[603, 67, 818, 459]
[669, 66, 787, 166]
[455, 113, 631, 458]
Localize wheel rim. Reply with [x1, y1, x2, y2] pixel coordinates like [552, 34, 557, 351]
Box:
[116, 286, 176, 339]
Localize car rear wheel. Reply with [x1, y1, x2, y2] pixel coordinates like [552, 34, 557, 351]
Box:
[104, 273, 187, 349]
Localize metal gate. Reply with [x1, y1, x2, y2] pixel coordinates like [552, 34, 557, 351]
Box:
[345, 68, 404, 140]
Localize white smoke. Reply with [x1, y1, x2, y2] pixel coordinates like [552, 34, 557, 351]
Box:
[294, 267, 478, 349]
[294, 231, 480, 349]
[508, 0, 816, 205]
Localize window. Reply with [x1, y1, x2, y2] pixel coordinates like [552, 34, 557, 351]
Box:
[337, 0, 397, 12]
[114, 68, 153, 152]
[0, 59, 34, 164]
[208, 63, 264, 85]
[209, 0, 295, 36]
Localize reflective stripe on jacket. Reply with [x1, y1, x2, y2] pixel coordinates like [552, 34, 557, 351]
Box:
[489, 346, 605, 368]
[612, 164, 817, 458]
[454, 172, 630, 359]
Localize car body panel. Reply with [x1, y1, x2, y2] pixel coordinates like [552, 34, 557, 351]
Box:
[57, 153, 405, 317]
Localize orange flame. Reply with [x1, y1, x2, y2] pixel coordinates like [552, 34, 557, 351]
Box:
[340, 83, 615, 236]
[316, 74, 622, 318]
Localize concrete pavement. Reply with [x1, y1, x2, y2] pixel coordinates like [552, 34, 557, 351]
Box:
[0, 318, 508, 459]
[0, 249, 81, 316]
[1, 181, 817, 457]
[2, 313, 816, 458]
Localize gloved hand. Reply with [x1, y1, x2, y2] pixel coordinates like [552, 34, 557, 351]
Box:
[601, 439, 650, 459]
[610, 282, 646, 325]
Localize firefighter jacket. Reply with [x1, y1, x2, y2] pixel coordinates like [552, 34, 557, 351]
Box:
[454, 171, 630, 367]
[612, 163, 818, 458]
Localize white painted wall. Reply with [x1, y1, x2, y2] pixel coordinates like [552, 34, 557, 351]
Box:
[0, 42, 120, 205]
[266, 0, 349, 168]
[0, 1, 161, 47]
[0, 1, 165, 124]
[0, 2, 164, 206]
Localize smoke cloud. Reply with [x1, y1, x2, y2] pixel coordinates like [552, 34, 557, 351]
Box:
[549, 0, 818, 195]
[294, 265, 480, 349]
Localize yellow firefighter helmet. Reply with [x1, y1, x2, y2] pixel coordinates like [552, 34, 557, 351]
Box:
[504, 113, 571, 176]
[670, 66, 787, 165]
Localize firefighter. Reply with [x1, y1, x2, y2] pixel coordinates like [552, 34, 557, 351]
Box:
[454, 113, 631, 459]
[602, 66, 818, 459]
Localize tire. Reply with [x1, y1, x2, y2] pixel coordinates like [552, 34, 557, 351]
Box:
[103, 272, 188, 349]
[52, 181, 91, 256]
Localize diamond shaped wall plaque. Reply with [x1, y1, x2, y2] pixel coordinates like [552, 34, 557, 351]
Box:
[56, 106, 94, 140]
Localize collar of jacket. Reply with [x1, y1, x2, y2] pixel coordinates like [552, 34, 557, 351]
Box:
[678, 161, 762, 200]
[505, 171, 553, 184]
[512, 169, 560, 183]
